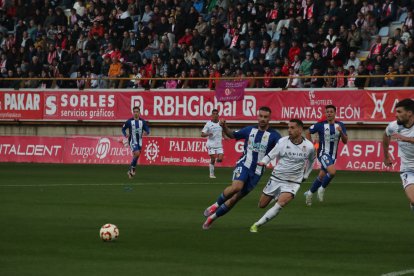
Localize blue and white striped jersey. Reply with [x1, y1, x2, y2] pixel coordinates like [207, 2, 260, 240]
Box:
[309, 120, 347, 160]
[233, 126, 281, 175]
[122, 118, 150, 148]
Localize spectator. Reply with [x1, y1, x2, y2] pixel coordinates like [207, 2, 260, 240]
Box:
[208, 63, 221, 90]
[288, 40, 300, 62]
[347, 24, 362, 52]
[370, 63, 385, 87]
[347, 65, 358, 88]
[311, 51, 326, 74]
[286, 67, 302, 88]
[324, 66, 336, 87]
[355, 64, 369, 88]
[394, 64, 407, 86]
[335, 65, 346, 88]
[309, 68, 325, 88]
[344, 51, 361, 70]
[384, 65, 396, 86]
[299, 52, 313, 76]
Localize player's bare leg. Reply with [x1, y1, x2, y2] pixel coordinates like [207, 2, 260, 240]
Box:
[305, 170, 326, 206]
[258, 193, 273, 208]
[317, 165, 336, 202]
[203, 181, 245, 229]
[128, 151, 140, 179]
[209, 154, 216, 178]
[251, 193, 293, 232]
[404, 184, 414, 212]
[203, 180, 244, 217]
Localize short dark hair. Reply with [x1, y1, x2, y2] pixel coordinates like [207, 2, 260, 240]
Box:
[290, 118, 304, 128]
[395, 98, 414, 112]
[259, 106, 272, 113]
[133, 106, 140, 111]
[325, 105, 337, 112]
[212, 109, 219, 113]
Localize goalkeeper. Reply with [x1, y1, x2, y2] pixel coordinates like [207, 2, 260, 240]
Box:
[121, 106, 150, 179]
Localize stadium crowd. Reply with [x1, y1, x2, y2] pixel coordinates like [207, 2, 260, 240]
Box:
[0, 0, 414, 89]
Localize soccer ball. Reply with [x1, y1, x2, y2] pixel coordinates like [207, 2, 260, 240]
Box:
[99, 223, 119, 241]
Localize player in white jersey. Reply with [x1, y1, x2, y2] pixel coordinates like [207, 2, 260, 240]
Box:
[303, 105, 348, 206]
[201, 109, 223, 178]
[250, 119, 316, 232]
[383, 98, 414, 213]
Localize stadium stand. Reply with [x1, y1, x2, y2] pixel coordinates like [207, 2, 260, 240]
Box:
[0, 0, 413, 89]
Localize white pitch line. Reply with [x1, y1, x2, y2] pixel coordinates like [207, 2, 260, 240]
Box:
[0, 182, 228, 187]
[0, 181, 401, 187]
[381, 269, 414, 276]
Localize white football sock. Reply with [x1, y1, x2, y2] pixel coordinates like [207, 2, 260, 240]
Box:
[209, 164, 214, 175]
[255, 203, 283, 227]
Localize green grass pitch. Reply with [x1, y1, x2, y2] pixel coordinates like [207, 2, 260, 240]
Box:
[0, 163, 413, 276]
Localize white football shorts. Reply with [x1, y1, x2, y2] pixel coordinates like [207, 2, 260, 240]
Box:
[208, 147, 224, 155]
[400, 172, 414, 189]
[262, 178, 301, 198]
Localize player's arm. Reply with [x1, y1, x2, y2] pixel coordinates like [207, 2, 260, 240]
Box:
[307, 123, 319, 141]
[305, 129, 312, 141]
[122, 120, 130, 138]
[303, 146, 316, 181]
[259, 142, 282, 166]
[382, 131, 393, 167]
[337, 123, 348, 144]
[391, 133, 414, 144]
[220, 119, 235, 139]
[143, 120, 150, 136]
[201, 123, 210, 137]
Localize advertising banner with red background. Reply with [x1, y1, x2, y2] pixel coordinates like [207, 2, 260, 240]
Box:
[0, 91, 44, 120]
[0, 89, 412, 123]
[0, 136, 64, 163]
[0, 136, 401, 172]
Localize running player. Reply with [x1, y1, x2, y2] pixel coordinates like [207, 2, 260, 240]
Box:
[303, 105, 348, 205]
[122, 106, 150, 179]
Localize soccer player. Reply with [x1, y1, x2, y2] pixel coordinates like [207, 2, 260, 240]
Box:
[383, 98, 414, 213]
[122, 106, 150, 179]
[303, 105, 348, 206]
[202, 106, 281, 230]
[250, 119, 315, 232]
[201, 109, 223, 178]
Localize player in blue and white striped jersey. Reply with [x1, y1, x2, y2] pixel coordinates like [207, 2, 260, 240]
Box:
[122, 106, 150, 179]
[202, 106, 281, 230]
[304, 105, 348, 206]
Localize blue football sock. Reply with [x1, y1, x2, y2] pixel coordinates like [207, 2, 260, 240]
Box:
[217, 193, 228, 205]
[130, 157, 138, 168]
[321, 173, 333, 188]
[310, 177, 322, 193]
[216, 204, 231, 217]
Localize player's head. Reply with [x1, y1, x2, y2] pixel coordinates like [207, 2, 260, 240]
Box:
[211, 109, 219, 122]
[395, 98, 414, 125]
[288, 119, 304, 139]
[132, 106, 140, 119]
[325, 105, 337, 122]
[258, 106, 272, 130]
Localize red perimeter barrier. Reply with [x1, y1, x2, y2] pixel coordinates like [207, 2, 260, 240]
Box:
[0, 89, 412, 123]
[0, 136, 400, 172]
